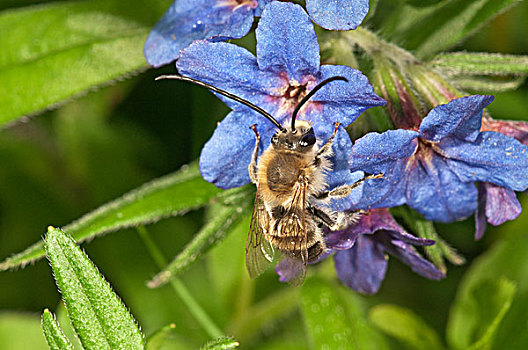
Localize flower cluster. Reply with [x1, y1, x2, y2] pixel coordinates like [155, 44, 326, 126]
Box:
[145, 0, 528, 294]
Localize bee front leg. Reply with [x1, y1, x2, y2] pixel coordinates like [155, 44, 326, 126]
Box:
[314, 122, 340, 164]
[248, 124, 260, 184]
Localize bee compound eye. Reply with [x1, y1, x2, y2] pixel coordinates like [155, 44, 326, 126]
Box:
[300, 133, 316, 147]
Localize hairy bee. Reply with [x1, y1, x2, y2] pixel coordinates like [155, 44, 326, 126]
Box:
[156, 74, 373, 286]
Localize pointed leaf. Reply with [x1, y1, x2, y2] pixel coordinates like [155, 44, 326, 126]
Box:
[45, 226, 144, 349]
[146, 323, 177, 350]
[394, 0, 518, 58]
[430, 52, 528, 76]
[301, 277, 388, 350]
[148, 187, 253, 288]
[0, 312, 48, 349]
[450, 75, 526, 93]
[0, 162, 222, 270]
[369, 304, 444, 350]
[448, 276, 516, 350]
[41, 309, 73, 350]
[0, 0, 160, 126]
[200, 336, 239, 350]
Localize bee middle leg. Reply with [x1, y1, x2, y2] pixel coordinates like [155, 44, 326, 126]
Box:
[248, 124, 260, 184]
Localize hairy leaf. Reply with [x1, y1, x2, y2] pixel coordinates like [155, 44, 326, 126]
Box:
[146, 323, 177, 350]
[0, 0, 162, 126]
[200, 336, 239, 350]
[45, 227, 144, 349]
[430, 52, 528, 76]
[0, 162, 221, 270]
[41, 309, 73, 350]
[148, 187, 253, 288]
[393, 0, 518, 58]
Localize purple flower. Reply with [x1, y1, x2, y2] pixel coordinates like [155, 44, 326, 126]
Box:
[176, 2, 384, 208]
[276, 209, 444, 294]
[350, 95, 528, 223]
[474, 117, 528, 239]
[144, 0, 370, 67]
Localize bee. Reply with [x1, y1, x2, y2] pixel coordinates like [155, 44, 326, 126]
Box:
[156, 74, 376, 286]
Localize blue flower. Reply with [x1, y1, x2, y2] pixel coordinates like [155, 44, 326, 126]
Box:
[350, 95, 528, 222]
[144, 0, 369, 67]
[474, 116, 528, 239]
[176, 2, 384, 208]
[275, 209, 444, 294]
[144, 0, 269, 67]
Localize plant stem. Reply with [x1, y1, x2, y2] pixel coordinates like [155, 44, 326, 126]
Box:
[136, 225, 223, 339]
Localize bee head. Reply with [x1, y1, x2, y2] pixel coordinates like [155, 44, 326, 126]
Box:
[271, 120, 316, 152]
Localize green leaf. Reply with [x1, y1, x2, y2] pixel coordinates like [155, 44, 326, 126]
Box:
[0, 0, 160, 126]
[146, 323, 177, 350]
[0, 312, 49, 349]
[448, 276, 516, 350]
[430, 52, 528, 76]
[200, 336, 239, 350]
[45, 226, 145, 349]
[0, 162, 222, 270]
[41, 309, 73, 350]
[450, 75, 526, 93]
[300, 276, 388, 350]
[147, 187, 253, 288]
[369, 304, 444, 350]
[394, 0, 519, 58]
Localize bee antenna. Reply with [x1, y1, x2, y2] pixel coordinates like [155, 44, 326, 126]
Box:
[156, 74, 287, 132]
[291, 76, 348, 131]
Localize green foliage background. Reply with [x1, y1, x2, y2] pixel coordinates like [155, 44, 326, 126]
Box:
[0, 0, 527, 348]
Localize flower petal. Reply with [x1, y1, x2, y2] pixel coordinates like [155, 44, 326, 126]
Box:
[441, 131, 528, 191]
[352, 159, 409, 210]
[405, 154, 478, 222]
[333, 235, 387, 294]
[325, 128, 365, 210]
[482, 117, 528, 146]
[177, 40, 284, 111]
[325, 208, 434, 249]
[144, 0, 255, 67]
[383, 239, 445, 280]
[350, 129, 419, 174]
[420, 95, 494, 142]
[306, 0, 369, 30]
[199, 111, 277, 189]
[256, 2, 320, 82]
[484, 183, 522, 226]
[308, 65, 386, 127]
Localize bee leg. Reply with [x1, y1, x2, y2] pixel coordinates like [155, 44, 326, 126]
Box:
[248, 124, 260, 184]
[314, 122, 340, 164]
[315, 173, 383, 201]
[311, 205, 361, 231]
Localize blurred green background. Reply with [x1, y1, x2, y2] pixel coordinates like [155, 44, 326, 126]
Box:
[0, 0, 527, 348]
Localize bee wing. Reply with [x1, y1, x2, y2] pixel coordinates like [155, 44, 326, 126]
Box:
[279, 181, 309, 286]
[245, 187, 274, 279]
